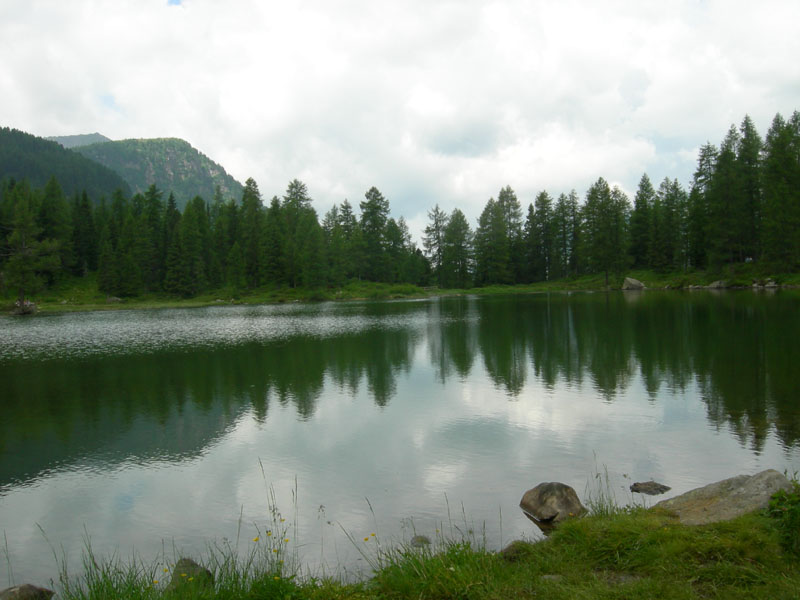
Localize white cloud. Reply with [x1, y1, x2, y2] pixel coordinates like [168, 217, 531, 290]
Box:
[1, 0, 798, 241]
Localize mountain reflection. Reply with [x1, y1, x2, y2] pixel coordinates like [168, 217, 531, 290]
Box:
[1, 291, 798, 487]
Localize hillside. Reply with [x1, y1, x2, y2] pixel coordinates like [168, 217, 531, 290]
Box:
[0, 127, 131, 200]
[46, 132, 112, 148]
[74, 137, 244, 208]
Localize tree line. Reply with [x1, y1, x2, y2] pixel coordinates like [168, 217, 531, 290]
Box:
[1, 110, 799, 302]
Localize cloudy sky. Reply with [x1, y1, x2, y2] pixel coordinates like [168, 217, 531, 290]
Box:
[2, 0, 798, 239]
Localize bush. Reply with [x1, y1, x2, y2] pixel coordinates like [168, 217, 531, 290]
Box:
[766, 479, 800, 555]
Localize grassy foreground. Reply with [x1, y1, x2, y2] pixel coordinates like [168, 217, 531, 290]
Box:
[5, 264, 800, 314]
[48, 506, 800, 600]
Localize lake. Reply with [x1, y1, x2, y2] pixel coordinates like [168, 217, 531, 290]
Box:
[1, 291, 799, 585]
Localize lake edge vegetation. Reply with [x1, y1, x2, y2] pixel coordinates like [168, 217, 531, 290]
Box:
[46, 479, 800, 600]
[2, 110, 800, 310]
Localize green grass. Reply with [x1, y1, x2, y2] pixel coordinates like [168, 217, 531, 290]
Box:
[4, 265, 800, 315]
[40, 508, 799, 600]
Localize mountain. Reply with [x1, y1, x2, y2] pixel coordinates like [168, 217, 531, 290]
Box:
[46, 132, 112, 148]
[73, 137, 244, 208]
[0, 127, 131, 200]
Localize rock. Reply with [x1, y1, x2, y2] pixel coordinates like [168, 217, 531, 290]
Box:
[707, 280, 727, 289]
[765, 279, 778, 288]
[630, 481, 671, 495]
[622, 277, 645, 290]
[166, 557, 214, 591]
[654, 469, 793, 525]
[540, 574, 564, 582]
[0, 585, 54, 600]
[499, 540, 535, 562]
[409, 534, 431, 548]
[106, 296, 122, 303]
[520, 482, 587, 526]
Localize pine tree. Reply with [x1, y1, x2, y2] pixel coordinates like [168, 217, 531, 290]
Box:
[423, 204, 447, 285]
[497, 186, 524, 282]
[474, 198, 511, 285]
[360, 186, 390, 282]
[262, 196, 286, 284]
[736, 115, 763, 261]
[532, 191, 554, 280]
[761, 112, 800, 268]
[629, 174, 654, 268]
[582, 178, 629, 286]
[440, 208, 473, 288]
[3, 183, 60, 304]
[38, 176, 73, 279]
[240, 178, 264, 288]
[706, 126, 740, 267]
[71, 191, 96, 275]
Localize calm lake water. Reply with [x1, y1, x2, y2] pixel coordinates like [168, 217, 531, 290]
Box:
[1, 291, 799, 585]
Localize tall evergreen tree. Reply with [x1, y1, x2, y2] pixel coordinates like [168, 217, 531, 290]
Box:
[497, 186, 524, 282]
[440, 208, 473, 288]
[3, 183, 59, 304]
[423, 204, 447, 285]
[360, 186, 390, 282]
[582, 178, 629, 285]
[761, 112, 800, 268]
[37, 176, 73, 279]
[629, 174, 654, 269]
[736, 115, 763, 261]
[474, 197, 511, 285]
[706, 126, 741, 267]
[71, 191, 96, 275]
[240, 178, 264, 287]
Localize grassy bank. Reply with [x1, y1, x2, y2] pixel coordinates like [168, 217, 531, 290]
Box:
[4, 265, 800, 314]
[45, 505, 799, 600]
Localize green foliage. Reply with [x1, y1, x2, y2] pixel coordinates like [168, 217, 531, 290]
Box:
[4, 108, 800, 306]
[766, 479, 800, 555]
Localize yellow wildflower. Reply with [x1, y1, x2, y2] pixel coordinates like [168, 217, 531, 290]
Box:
[284, 538, 289, 543]
[253, 536, 260, 542]
[181, 573, 187, 578]
[153, 580, 159, 585]
[364, 537, 369, 542]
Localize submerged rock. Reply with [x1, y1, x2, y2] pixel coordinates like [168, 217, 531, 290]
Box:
[0, 585, 54, 600]
[630, 481, 671, 495]
[655, 469, 792, 525]
[622, 277, 645, 290]
[520, 482, 586, 529]
[166, 557, 214, 591]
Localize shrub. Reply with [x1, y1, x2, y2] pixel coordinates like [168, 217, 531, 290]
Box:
[766, 479, 800, 555]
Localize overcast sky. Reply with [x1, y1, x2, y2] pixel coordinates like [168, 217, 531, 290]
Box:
[2, 0, 798, 240]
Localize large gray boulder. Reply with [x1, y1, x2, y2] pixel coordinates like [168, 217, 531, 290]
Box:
[622, 277, 645, 290]
[0, 585, 54, 600]
[520, 482, 587, 525]
[655, 469, 792, 525]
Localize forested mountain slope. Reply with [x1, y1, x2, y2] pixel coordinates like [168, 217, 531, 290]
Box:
[74, 137, 244, 209]
[0, 127, 131, 199]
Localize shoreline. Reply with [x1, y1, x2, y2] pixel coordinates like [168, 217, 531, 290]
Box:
[5, 269, 800, 316]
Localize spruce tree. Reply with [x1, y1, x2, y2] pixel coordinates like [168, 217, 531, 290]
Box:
[629, 174, 654, 269]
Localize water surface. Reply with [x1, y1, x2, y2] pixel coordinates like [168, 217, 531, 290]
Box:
[1, 291, 799, 584]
